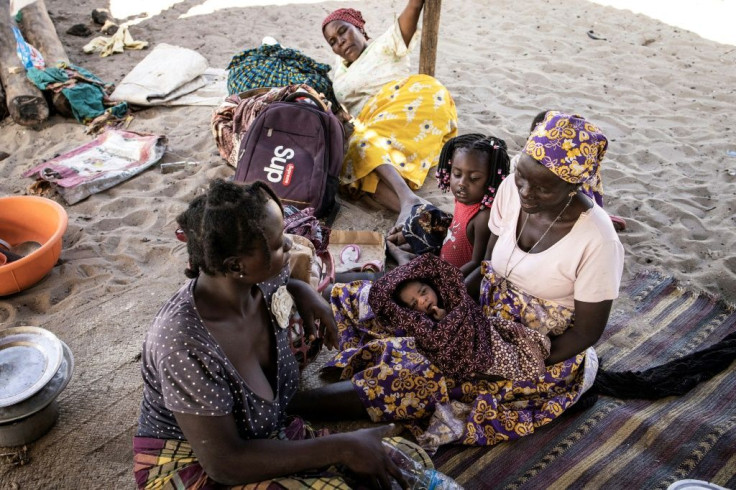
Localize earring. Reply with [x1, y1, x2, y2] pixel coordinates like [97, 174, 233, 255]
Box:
[569, 190, 577, 197]
[239, 273, 244, 278]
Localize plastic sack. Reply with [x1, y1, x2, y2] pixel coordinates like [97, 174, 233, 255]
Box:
[11, 25, 44, 69]
[22, 129, 167, 204]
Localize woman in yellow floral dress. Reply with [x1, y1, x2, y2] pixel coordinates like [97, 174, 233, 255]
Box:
[322, 2, 458, 225]
[294, 113, 624, 452]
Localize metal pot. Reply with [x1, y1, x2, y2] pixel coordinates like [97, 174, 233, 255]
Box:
[0, 400, 59, 447]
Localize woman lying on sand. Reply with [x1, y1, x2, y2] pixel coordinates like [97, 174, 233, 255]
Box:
[322, 0, 458, 226]
[292, 112, 624, 451]
[133, 179, 450, 488]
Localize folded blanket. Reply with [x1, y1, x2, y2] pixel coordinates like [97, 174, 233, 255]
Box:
[369, 253, 551, 380]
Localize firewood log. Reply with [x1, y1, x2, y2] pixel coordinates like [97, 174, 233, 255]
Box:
[16, 0, 73, 117]
[16, 0, 69, 65]
[0, 79, 9, 120]
[0, 0, 49, 126]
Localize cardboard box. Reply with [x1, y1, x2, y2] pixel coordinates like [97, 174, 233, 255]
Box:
[328, 230, 386, 273]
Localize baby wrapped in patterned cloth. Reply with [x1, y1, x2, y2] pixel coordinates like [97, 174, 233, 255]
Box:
[369, 253, 551, 381]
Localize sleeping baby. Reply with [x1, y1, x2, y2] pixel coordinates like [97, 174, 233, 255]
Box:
[369, 253, 551, 381]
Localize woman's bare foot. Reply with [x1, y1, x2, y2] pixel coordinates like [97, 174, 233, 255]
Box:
[395, 196, 430, 231]
[386, 241, 416, 266]
[386, 225, 406, 246]
[372, 165, 431, 229]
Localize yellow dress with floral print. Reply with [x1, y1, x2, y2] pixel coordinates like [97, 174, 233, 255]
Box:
[341, 74, 458, 194]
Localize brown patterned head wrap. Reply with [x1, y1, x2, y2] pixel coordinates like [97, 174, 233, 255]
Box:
[522, 111, 607, 192]
[321, 8, 369, 39]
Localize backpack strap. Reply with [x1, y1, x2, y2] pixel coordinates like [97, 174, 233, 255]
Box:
[283, 91, 330, 113]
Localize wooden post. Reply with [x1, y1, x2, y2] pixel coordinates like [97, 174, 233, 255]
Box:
[418, 0, 441, 77]
[16, 0, 73, 117]
[0, 0, 50, 126]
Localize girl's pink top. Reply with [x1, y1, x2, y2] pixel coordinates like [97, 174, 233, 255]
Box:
[440, 200, 482, 268]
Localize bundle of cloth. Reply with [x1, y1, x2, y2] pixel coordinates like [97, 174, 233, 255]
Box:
[27, 62, 129, 132]
[226, 43, 338, 109]
[368, 253, 551, 381]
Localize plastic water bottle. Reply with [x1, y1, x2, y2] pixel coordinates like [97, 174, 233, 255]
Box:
[383, 442, 464, 489]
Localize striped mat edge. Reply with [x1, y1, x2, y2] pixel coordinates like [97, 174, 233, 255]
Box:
[435, 270, 736, 490]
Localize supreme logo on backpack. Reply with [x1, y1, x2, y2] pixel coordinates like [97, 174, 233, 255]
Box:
[234, 92, 345, 219]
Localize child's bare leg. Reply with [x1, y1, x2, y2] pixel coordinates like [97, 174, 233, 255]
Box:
[321, 283, 335, 302]
[334, 271, 383, 283]
[322, 272, 383, 301]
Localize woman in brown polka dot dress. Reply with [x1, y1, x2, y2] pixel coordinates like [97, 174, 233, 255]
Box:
[133, 179, 438, 489]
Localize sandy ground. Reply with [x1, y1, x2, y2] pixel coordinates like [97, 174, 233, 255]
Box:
[0, 0, 735, 488]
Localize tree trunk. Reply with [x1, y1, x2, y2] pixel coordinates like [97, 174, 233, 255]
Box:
[16, 0, 73, 117]
[0, 0, 49, 126]
[418, 0, 441, 77]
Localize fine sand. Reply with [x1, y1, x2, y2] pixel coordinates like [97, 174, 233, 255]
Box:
[1, 0, 735, 488]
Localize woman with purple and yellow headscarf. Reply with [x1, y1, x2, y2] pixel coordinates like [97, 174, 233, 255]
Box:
[322, 1, 458, 227]
[467, 111, 624, 355]
[294, 113, 624, 451]
[459, 112, 625, 441]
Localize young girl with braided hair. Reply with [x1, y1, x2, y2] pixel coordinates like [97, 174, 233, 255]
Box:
[387, 133, 511, 276]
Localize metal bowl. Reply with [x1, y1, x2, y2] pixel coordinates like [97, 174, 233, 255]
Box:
[0, 341, 74, 446]
[0, 326, 64, 408]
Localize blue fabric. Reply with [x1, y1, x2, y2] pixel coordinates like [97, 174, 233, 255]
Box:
[11, 25, 44, 69]
[27, 66, 70, 88]
[401, 203, 453, 255]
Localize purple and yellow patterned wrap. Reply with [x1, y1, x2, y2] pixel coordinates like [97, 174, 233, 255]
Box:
[522, 111, 607, 206]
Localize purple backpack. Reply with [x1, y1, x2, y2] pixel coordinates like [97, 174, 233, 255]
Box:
[234, 92, 345, 219]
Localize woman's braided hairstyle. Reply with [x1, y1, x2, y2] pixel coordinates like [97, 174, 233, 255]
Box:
[176, 179, 282, 278]
[435, 134, 510, 209]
